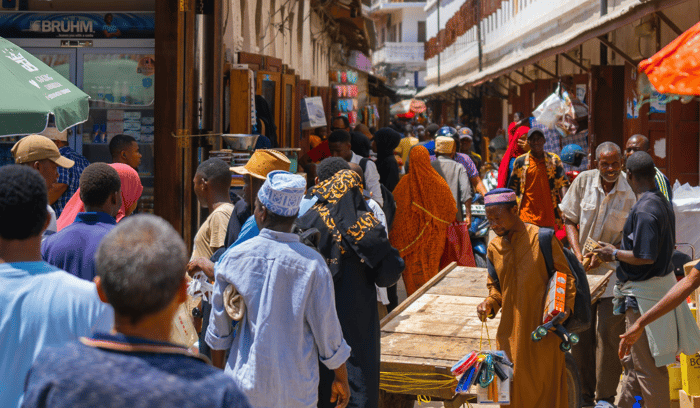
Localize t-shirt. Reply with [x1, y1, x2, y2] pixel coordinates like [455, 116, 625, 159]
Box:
[0, 262, 113, 408]
[192, 203, 234, 260]
[53, 146, 90, 218]
[23, 333, 251, 408]
[617, 190, 676, 282]
[44, 205, 57, 239]
[41, 212, 117, 281]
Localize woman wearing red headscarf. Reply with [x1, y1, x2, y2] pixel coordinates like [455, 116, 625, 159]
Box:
[497, 120, 530, 188]
[389, 145, 457, 295]
[57, 163, 143, 231]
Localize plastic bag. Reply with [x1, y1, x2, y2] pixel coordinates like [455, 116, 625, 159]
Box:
[532, 87, 567, 129]
[673, 181, 700, 259]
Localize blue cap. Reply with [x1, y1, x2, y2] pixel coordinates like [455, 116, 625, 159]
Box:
[257, 170, 306, 216]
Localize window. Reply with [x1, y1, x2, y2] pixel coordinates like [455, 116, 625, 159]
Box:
[381, 28, 386, 45]
[398, 22, 402, 42]
[417, 21, 426, 42]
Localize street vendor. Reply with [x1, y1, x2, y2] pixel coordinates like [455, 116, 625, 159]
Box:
[477, 188, 576, 408]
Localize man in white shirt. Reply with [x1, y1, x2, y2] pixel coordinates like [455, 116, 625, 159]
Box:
[328, 130, 384, 207]
[559, 142, 637, 407]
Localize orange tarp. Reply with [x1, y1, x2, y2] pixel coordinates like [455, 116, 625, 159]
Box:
[639, 21, 700, 96]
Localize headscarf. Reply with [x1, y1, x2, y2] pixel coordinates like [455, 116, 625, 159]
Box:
[57, 163, 143, 231]
[497, 125, 530, 188]
[296, 169, 394, 278]
[373, 127, 402, 159]
[350, 131, 372, 158]
[373, 127, 402, 192]
[389, 146, 456, 294]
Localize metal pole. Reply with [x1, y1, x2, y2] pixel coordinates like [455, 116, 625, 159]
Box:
[477, 0, 483, 72]
[600, 0, 608, 65]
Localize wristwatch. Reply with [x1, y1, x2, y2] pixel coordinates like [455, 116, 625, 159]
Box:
[613, 249, 619, 262]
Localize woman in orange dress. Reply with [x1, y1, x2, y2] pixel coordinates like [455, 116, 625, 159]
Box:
[389, 145, 456, 295]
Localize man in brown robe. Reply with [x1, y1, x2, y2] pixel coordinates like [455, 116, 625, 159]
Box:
[477, 188, 576, 408]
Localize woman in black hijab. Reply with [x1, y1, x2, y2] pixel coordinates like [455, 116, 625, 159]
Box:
[372, 127, 402, 192]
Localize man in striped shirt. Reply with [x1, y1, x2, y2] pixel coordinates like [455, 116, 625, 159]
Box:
[625, 134, 672, 202]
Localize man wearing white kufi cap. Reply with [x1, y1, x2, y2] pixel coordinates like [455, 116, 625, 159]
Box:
[206, 171, 351, 408]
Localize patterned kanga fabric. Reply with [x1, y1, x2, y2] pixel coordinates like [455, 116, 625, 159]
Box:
[389, 146, 456, 295]
[296, 169, 390, 278]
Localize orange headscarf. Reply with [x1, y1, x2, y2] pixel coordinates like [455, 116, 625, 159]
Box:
[389, 145, 456, 295]
[56, 163, 143, 231]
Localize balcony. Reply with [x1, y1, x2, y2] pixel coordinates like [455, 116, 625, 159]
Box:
[370, 0, 426, 12]
[373, 42, 426, 66]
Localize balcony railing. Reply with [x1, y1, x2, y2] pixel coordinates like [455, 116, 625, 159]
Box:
[373, 42, 426, 65]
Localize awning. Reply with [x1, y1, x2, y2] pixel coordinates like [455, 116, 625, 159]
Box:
[421, 0, 689, 97]
[639, 20, 700, 95]
[415, 73, 470, 98]
[463, 0, 689, 86]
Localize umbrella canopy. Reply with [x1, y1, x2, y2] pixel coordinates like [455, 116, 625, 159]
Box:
[0, 37, 89, 136]
[390, 99, 427, 117]
[639, 21, 700, 96]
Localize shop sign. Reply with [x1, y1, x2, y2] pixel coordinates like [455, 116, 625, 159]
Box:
[0, 12, 155, 39]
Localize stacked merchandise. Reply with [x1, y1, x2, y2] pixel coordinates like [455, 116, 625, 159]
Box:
[330, 70, 359, 126]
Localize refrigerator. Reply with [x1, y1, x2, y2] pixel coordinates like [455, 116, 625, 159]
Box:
[1, 14, 156, 212]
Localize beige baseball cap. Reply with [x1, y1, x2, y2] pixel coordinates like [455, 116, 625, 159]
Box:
[11, 135, 75, 168]
[231, 149, 290, 180]
[40, 127, 68, 142]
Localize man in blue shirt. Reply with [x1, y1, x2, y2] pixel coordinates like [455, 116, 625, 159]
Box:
[42, 163, 122, 281]
[24, 214, 250, 408]
[206, 171, 351, 408]
[42, 127, 91, 218]
[0, 165, 113, 408]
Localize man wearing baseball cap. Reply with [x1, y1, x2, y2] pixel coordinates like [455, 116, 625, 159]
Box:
[11, 134, 75, 237]
[207, 171, 351, 408]
[458, 127, 482, 169]
[41, 127, 90, 218]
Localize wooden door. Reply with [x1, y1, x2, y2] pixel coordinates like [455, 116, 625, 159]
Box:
[229, 68, 254, 134]
[589, 66, 625, 165]
[256, 71, 281, 146]
[279, 73, 297, 148]
[238, 52, 264, 71]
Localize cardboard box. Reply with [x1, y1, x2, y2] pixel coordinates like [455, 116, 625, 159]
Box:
[106, 109, 124, 121]
[543, 271, 567, 323]
[141, 116, 155, 125]
[671, 363, 683, 400]
[123, 120, 141, 131]
[106, 122, 123, 134]
[123, 111, 141, 120]
[680, 389, 700, 408]
[681, 353, 700, 396]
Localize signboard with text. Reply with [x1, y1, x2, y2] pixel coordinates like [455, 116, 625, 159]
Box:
[0, 12, 155, 39]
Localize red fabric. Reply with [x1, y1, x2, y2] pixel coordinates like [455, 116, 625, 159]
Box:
[57, 163, 143, 231]
[497, 125, 530, 188]
[639, 21, 700, 95]
[439, 221, 476, 269]
[307, 140, 330, 163]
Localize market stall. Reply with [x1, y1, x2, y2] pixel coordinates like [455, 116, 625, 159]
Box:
[379, 263, 611, 407]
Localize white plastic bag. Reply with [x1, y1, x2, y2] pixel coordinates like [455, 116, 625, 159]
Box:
[533, 86, 567, 129]
[673, 181, 700, 258]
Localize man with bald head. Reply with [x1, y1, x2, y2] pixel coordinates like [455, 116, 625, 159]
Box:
[559, 141, 637, 407]
[625, 134, 672, 201]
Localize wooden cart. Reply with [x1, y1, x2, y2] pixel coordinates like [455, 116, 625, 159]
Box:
[379, 263, 611, 407]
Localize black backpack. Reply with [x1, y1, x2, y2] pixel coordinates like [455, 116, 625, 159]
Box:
[487, 228, 592, 333]
[359, 158, 396, 231]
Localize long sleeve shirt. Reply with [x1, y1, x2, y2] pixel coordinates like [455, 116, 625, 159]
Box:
[206, 229, 351, 408]
[351, 152, 383, 207]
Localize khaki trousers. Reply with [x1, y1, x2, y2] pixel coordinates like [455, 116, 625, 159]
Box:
[571, 297, 626, 405]
[618, 308, 670, 408]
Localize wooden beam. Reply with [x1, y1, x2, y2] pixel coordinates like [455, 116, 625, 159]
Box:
[560, 52, 589, 71]
[515, 69, 534, 83]
[533, 63, 556, 78]
[655, 11, 683, 35]
[504, 73, 521, 86]
[597, 36, 639, 66]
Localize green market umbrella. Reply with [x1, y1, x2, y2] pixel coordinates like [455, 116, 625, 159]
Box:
[0, 37, 89, 136]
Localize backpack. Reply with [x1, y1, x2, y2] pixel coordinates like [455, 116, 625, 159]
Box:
[486, 228, 592, 333]
[359, 158, 396, 231]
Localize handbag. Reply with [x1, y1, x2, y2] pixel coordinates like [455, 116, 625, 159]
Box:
[439, 221, 476, 269]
